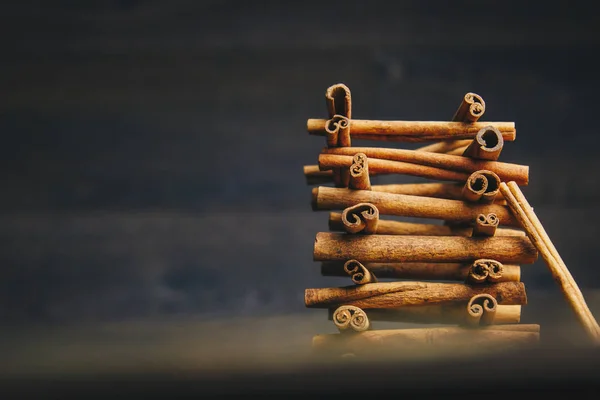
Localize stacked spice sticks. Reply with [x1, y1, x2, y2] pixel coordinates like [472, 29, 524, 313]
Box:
[303, 84, 544, 356]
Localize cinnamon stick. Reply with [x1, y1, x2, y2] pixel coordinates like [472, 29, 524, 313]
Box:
[462, 170, 501, 203]
[312, 326, 540, 354]
[321, 260, 521, 283]
[500, 181, 600, 343]
[416, 92, 486, 153]
[307, 119, 516, 142]
[325, 83, 352, 120]
[332, 305, 370, 333]
[328, 212, 525, 236]
[305, 280, 527, 309]
[319, 154, 470, 182]
[446, 145, 470, 156]
[312, 186, 520, 226]
[343, 260, 378, 284]
[348, 153, 371, 190]
[320, 146, 529, 185]
[340, 203, 379, 234]
[472, 213, 499, 237]
[463, 125, 504, 160]
[313, 232, 537, 264]
[304, 165, 333, 185]
[327, 296, 521, 326]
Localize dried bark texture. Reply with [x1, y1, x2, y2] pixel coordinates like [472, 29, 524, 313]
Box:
[463, 125, 504, 160]
[307, 119, 516, 142]
[472, 213, 499, 237]
[321, 260, 521, 283]
[340, 203, 379, 234]
[319, 154, 470, 182]
[312, 186, 519, 226]
[304, 164, 333, 185]
[462, 170, 501, 203]
[348, 153, 371, 190]
[313, 232, 538, 264]
[343, 259, 378, 284]
[320, 146, 529, 185]
[304, 280, 527, 309]
[328, 212, 524, 237]
[500, 181, 600, 344]
[312, 326, 540, 355]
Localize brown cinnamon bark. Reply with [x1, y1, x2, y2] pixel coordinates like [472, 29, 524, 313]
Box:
[311, 326, 539, 354]
[313, 232, 538, 263]
[446, 145, 470, 156]
[348, 153, 371, 190]
[328, 212, 524, 236]
[327, 299, 521, 326]
[472, 213, 499, 237]
[500, 181, 600, 344]
[321, 259, 521, 282]
[332, 305, 370, 332]
[320, 146, 528, 185]
[340, 203, 379, 234]
[312, 186, 520, 226]
[343, 260, 378, 284]
[305, 280, 527, 309]
[462, 170, 501, 203]
[463, 126, 504, 160]
[416, 92, 485, 153]
[304, 165, 334, 185]
[307, 119, 516, 142]
[319, 154, 470, 182]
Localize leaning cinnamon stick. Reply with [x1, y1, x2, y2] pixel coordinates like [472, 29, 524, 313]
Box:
[340, 203, 379, 234]
[312, 186, 520, 226]
[320, 146, 528, 185]
[313, 232, 537, 264]
[319, 154, 470, 182]
[328, 212, 525, 236]
[312, 326, 540, 354]
[463, 125, 504, 160]
[305, 280, 527, 309]
[307, 119, 516, 142]
[348, 153, 371, 190]
[500, 181, 600, 343]
[416, 92, 486, 153]
[321, 260, 521, 282]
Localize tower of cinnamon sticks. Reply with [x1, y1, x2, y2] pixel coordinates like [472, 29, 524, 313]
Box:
[303, 84, 600, 357]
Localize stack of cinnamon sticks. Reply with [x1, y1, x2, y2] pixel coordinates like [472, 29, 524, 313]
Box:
[303, 84, 543, 357]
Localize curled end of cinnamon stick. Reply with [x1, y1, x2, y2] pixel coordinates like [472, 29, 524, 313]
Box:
[341, 202, 379, 234]
[467, 259, 510, 283]
[332, 305, 370, 333]
[343, 259, 378, 285]
[349, 153, 371, 190]
[473, 213, 500, 237]
[466, 294, 498, 326]
[463, 125, 504, 160]
[453, 92, 486, 122]
[463, 170, 501, 203]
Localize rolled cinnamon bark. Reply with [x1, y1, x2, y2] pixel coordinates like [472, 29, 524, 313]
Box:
[332, 305, 370, 332]
[472, 213, 499, 237]
[305, 280, 527, 309]
[313, 232, 538, 264]
[328, 212, 525, 237]
[343, 260, 378, 284]
[446, 145, 470, 156]
[340, 203, 379, 234]
[463, 126, 504, 161]
[320, 147, 528, 185]
[321, 259, 521, 283]
[312, 326, 540, 354]
[312, 186, 519, 226]
[307, 119, 516, 142]
[325, 83, 352, 120]
[348, 153, 371, 190]
[326, 298, 521, 326]
[319, 154, 470, 182]
[462, 170, 501, 203]
[304, 165, 333, 185]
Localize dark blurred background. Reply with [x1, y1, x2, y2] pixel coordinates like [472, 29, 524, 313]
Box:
[2, 0, 600, 396]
